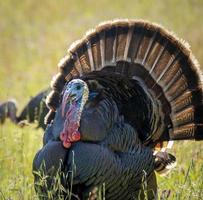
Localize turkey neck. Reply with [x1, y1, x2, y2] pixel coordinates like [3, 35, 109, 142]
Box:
[66, 94, 88, 128]
[60, 87, 89, 148]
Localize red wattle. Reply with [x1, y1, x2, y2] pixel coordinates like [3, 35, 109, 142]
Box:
[60, 101, 81, 149]
[71, 130, 81, 141]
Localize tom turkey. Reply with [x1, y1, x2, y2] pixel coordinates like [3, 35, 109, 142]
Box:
[33, 19, 203, 200]
[0, 89, 50, 130]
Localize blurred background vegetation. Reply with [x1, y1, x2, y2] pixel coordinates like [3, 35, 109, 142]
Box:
[0, 0, 203, 199]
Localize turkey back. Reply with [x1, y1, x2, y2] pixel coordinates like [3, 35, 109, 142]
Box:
[46, 19, 203, 146]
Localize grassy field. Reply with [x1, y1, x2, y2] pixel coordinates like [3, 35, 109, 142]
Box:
[0, 0, 203, 199]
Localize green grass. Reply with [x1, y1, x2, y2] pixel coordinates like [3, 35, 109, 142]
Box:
[0, 0, 203, 199]
[0, 122, 41, 199]
[157, 141, 203, 200]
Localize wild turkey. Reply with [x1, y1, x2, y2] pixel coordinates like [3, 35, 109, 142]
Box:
[0, 89, 50, 130]
[33, 19, 203, 200]
[0, 100, 17, 124]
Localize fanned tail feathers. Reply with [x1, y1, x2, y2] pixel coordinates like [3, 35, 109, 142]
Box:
[46, 19, 203, 146]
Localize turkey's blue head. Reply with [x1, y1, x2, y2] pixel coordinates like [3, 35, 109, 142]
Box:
[60, 79, 89, 148]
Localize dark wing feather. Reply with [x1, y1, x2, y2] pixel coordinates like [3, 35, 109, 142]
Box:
[82, 71, 154, 142]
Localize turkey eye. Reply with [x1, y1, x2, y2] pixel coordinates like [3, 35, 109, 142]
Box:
[76, 85, 81, 90]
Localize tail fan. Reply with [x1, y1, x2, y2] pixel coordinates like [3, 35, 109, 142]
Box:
[46, 19, 203, 145]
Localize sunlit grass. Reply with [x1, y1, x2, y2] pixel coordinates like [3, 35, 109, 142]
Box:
[157, 142, 203, 200]
[0, 122, 42, 199]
